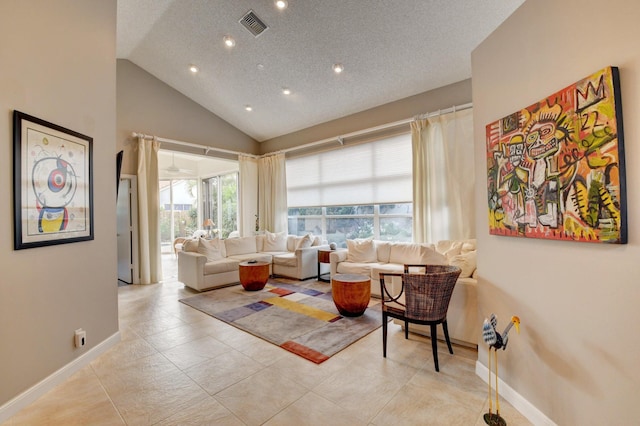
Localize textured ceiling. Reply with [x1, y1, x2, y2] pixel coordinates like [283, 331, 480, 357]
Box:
[117, 0, 525, 142]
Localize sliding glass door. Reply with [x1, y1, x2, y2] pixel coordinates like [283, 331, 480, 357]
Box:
[202, 172, 238, 239]
[159, 179, 198, 253]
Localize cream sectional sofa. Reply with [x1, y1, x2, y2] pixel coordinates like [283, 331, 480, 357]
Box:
[178, 233, 329, 292]
[330, 238, 478, 347]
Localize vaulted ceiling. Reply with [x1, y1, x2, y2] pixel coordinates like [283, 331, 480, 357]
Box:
[117, 0, 525, 142]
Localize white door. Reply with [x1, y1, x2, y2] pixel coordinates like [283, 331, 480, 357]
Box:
[117, 178, 133, 284]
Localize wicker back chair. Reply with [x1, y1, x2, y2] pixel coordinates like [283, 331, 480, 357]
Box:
[379, 264, 461, 372]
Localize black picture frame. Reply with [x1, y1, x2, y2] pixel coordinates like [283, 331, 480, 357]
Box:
[13, 110, 94, 250]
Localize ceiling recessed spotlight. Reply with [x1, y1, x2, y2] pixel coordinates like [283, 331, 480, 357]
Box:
[332, 63, 344, 74]
[275, 0, 288, 10]
[257, 63, 265, 70]
[189, 64, 199, 73]
[282, 87, 291, 95]
[223, 35, 236, 48]
[245, 105, 253, 112]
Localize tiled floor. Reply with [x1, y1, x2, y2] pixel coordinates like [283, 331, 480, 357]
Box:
[5, 255, 532, 425]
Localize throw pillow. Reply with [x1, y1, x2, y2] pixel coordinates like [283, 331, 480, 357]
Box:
[346, 238, 377, 263]
[263, 230, 288, 252]
[449, 251, 477, 278]
[197, 238, 223, 262]
[183, 238, 199, 253]
[295, 234, 313, 250]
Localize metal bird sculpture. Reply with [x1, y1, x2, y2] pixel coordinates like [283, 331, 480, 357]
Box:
[482, 314, 521, 426]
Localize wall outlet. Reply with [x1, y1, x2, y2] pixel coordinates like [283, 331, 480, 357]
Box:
[74, 328, 86, 348]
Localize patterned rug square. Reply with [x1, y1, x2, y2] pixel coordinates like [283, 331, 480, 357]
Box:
[179, 278, 382, 364]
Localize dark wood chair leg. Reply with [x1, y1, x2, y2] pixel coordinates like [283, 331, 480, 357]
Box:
[382, 313, 388, 357]
[404, 320, 409, 339]
[442, 319, 454, 354]
[430, 323, 439, 372]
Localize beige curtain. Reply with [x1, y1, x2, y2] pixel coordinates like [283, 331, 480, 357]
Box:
[411, 118, 430, 243]
[238, 154, 259, 237]
[411, 108, 474, 243]
[137, 136, 162, 284]
[258, 153, 288, 233]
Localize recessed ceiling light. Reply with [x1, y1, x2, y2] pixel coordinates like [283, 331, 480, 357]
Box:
[245, 105, 253, 112]
[275, 0, 288, 10]
[257, 63, 265, 70]
[189, 64, 199, 73]
[223, 35, 236, 48]
[332, 63, 344, 74]
[282, 87, 291, 95]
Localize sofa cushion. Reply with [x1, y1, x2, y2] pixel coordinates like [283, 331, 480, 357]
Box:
[295, 234, 313, 250]
[224, 236, 257, 256]
[375, 241, 392, 263]
[336, 261, 383, 277]
[273, 252, 297, 267]
[263, 231, 288, 252]
[197, 238, 224, 262]
[183, 238, 199, 253]
[203, 258, 240, 275]
[461, 239, 476, 254]
[227, 253, 273, 263]
[435, 240, 464, 261]
[449, 250, 477, 278]
[371, 263, 404, 280]
[346, 238, 377, 263]
[388, 242, 446, 265]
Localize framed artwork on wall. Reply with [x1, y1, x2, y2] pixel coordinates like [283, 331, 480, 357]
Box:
[485, 66, 626, 243]
[13, 111, 94, 250]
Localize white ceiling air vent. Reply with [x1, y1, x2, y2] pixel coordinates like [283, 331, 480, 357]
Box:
[239, 10, 268, 37]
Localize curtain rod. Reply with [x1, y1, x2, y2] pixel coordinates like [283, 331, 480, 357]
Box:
[132, 102, 472, 159]
[131, 132, 260, 159]
[275, 101, 473, 155]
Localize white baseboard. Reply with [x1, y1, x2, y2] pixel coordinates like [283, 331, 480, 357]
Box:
[0, 332, 121, 424]
[475, 360, 556, 426]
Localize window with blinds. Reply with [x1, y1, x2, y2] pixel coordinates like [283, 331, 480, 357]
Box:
[286, 133, 412, 208]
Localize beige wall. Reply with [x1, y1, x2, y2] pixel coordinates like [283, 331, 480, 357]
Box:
[472, 0, 640, 423]
[0, 0, 118, 407]
[260, 79, 471, 153]
[117, 60, 258, 176]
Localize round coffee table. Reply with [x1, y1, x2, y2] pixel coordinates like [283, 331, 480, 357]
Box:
[239, 261, 270, 291]
[331, 273, 371, 316]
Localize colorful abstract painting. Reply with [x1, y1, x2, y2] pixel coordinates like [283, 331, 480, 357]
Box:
[486, 66, 626, 243]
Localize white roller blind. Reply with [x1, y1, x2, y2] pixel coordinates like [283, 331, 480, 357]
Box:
[286, 133, 412, 207]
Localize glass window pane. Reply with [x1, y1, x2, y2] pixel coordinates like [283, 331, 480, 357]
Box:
[326, 217, 374, 247]
[220, 173, 238, 238]
[380, 217, 413, 242]
[380, 203, 412, 215]
[326, 205, 373, 215]
[289, 207, 322, 216]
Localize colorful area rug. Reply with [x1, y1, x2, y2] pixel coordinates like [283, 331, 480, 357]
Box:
[179, 278, 382, 364]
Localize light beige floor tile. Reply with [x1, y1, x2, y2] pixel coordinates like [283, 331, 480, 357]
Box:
[184, 350, 264, 395]
[161, 335, 233, 370]
[6, 366, 124, 426]
[371, 380, 480, 426]
[89, 335, 158, 372]
[126, 311, 188, 337]
[312, 361, 419, 422]
[215, 368, 308, 426]
[143, 321, 214, 352]
[269, 348, 349, 390]
[92, 353, 209, 425]
[155, 395, 245, 426]
[264, 391, 367, 426]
